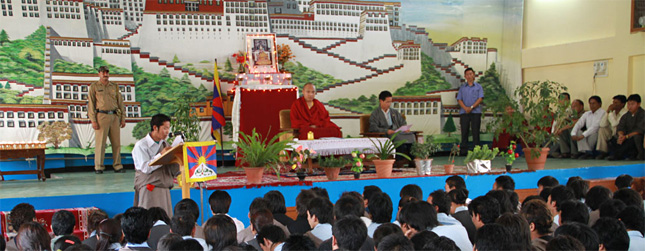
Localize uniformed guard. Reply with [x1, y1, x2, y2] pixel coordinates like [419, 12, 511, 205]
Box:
[88, 66, 126, 174]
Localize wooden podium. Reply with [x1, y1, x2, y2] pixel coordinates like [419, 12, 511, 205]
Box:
[149, 144, 191, 199]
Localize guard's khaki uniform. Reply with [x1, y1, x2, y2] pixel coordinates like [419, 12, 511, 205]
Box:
[88, 81, 125, 171]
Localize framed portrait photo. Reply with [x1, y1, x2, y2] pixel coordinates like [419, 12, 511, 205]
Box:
[246, 34, 278, 73]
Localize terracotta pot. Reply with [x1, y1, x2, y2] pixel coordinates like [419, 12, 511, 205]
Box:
[243, 167, 264, 184]
[324, 167, 342, 180]
[444, 164, 454, 174]
[373, 159, 396, 178]
[523, 147, 550, 171]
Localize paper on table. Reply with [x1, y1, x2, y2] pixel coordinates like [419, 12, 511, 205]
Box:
[171, 136, 184, 147]
[395, 124, 413, 133]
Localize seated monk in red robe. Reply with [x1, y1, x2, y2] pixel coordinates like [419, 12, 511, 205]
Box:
[290, 83, 342, 140]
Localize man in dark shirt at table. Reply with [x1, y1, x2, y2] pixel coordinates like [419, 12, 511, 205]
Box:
[608, 94, 645, 160]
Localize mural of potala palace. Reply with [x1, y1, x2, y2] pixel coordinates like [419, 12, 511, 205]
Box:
[0, 0, 514, 148]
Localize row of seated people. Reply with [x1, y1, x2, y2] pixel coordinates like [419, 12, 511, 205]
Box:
[495, 93, 645, 161]
[549, 93, 643, 160]
[3, 174, 643, 251]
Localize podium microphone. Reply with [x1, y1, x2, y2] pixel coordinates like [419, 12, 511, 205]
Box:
[169, 131, 185, 141]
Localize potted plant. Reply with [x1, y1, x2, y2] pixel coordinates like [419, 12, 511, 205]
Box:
[463, 145, 499, 174]
[289, 146, 316, 181]
[444, 143, 459, 174]
[411, 137, 440, 175]
[236, 129, 293, 184]
[350, 150, 365, 179]
[369, 132, 411, 178]
[499, 141, 519, 172]
[489, 80, 569, 170]
[318, 155, 349, 180]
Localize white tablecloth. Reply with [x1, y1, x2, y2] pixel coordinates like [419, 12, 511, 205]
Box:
[290, 137, 392, 157]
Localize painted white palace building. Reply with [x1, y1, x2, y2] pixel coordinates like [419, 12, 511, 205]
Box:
[0, 0, 495, 146]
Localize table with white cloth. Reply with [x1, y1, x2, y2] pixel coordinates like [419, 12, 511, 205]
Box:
[290, 137, 393, 171]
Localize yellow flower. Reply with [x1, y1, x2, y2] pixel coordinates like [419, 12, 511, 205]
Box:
[291, 164, 297, 170]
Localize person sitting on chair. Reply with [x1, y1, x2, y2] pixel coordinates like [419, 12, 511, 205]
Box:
[369, 91, 416, 167]
[290, 83, 342, 140]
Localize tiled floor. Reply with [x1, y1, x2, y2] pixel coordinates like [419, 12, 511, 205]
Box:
[0, 156, 638, 199]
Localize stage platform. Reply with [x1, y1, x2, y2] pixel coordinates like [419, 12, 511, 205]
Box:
[0, 156, 643, 226]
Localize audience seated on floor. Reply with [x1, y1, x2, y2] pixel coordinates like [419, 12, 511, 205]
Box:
[591, 217, 630, 251]
[120, 207, 154, 251]
[537, 175, 559, 194]
[585, 186, 612, 226]
[82, 209, 108, 249]
[289, 189, 317, 235]
[50, 209, 76, 251]
[4, 174, 643, 251]
[209, 190, 245, 233]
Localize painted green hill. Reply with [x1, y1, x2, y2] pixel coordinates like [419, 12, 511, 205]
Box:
[0, 26, 45, 87]
[283, 61, 343, 90]
[328, 53, 451, 113]
[394, 53, 451, 96]
[53, 57, 132, 74]
[133, 63, 208, 117]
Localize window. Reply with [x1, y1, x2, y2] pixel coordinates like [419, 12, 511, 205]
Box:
[8, 121, 14, 127]
[38, 112, 44, 118]
[0, 121, 3, 127]
[58, 112, 64, 118]
[28, 121, 35, 127]
[48, 112, 54, 119]
[18, 112, 25, 118]
[0, 112, 3, 118]
[7, 112, 13, 118]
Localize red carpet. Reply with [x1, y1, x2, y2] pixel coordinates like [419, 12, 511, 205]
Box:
[198, 166, 530, 190]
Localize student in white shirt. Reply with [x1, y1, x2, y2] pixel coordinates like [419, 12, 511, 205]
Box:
[571, 96, 606, 159]
[170, 213, 209, 251]
[399, 200, 472, 251]
[208, 190, 245, 233]
[596, 95, 628, 159]
[305, 197, 334, 244]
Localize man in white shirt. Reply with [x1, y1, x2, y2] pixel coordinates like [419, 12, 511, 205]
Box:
[571, 96, 606, 159]
[596, 95, 628, 159]
[305, 197, 334, 246]
[171, 213, 210, 251]
[132, 114, 181, 216]
[400, 200, 473, 251]
[208, 190, 245, 233]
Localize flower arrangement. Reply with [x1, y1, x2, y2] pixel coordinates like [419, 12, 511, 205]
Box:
[232, 51, 247, 72]
[289, 146, 316, 173]
[350, 150, 366, 173]
[448, 143, 459, 165]
[499, 141, 520, 165]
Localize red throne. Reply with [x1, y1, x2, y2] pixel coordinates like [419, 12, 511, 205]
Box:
[1, 207, 98, 241]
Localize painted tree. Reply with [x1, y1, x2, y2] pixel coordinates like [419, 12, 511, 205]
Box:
[181, 73, 191, 85]
[173, 54, 181, 63]
[276, 44, 295, 71]
[159, 68, 170, 78]
[132, 120, 149, 139]
[443, 113, 457, 136]
[37, 121, 73, 149]
[0, 30, 9, 46]
[224, 58, 233, 72]
[4, 83, 10, 89]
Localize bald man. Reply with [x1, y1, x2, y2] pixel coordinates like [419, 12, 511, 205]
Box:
[290, 83, 342, 140]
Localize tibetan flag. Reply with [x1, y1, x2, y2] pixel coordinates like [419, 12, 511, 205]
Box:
[183, 141, 218, 182]
[211, 60, 225, 145]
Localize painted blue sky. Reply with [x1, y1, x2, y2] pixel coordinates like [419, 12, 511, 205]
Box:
[373, 0, 510, 49]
